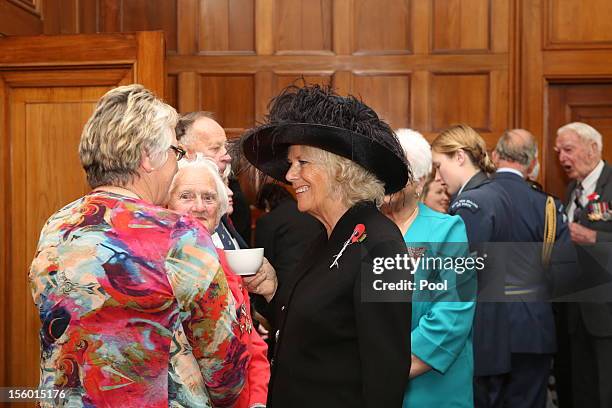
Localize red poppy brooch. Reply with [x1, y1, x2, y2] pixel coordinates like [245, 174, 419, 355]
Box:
[330, 224, 367, 268]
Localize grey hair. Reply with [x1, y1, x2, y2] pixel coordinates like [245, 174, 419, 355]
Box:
[170, 154, 229, 227]
[395, 128, 432, 182]
[494, 129, 537, 168]
[557, 122, 603, 153]
[302, 146, 385, 207]
[79, 84, 178, 188]
[176, 111, 215, 146]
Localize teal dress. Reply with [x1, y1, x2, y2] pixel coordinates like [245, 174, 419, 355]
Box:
[403, 203, 476, 408]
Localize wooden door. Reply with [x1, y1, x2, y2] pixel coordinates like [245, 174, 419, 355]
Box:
[547, 83, 612, 199]
[0, 32, 165, 393]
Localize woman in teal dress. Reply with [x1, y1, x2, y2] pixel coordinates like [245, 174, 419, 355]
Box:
[383, 129, 476, 407]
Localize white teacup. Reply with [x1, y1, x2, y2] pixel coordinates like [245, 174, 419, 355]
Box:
[224, 248, 264, 276]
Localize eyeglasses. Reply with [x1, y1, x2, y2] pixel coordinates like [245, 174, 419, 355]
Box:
[170, 145, 187, 161]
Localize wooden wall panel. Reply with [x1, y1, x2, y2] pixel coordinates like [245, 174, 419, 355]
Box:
[166, 74, 178, 109]
[272, 73, 333, 94]
[546, 0, 612, 48]
[274, 0, 332, 54]
[199, 0, 255, 53]
[353, 0, 412, 55]
[200, 74, 255, 131]
[0, 0, 42, 35]
[430, 72, 490, 131]
[122, 0, 178, 53]
[432, 0, 491, 53]
[352, 74, 411, 129]
[522, 0, 612, 192]
[42, 0, 77, 34]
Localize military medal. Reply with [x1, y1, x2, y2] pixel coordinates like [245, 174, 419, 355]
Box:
[330, 224, 367, 268]
[585, 193, 611, 222]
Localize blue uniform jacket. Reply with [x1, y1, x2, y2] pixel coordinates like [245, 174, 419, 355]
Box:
[449, 171, 513, 376]
[492, 171, 573, 354]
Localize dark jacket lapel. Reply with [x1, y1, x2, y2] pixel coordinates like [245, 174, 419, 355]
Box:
[595, 162, 612, 196]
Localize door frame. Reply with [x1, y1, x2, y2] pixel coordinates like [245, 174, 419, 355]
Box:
[0, 31, 165, 387]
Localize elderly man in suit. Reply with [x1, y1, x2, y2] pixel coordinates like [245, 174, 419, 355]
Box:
[555, 122, 612, 408]
[491, 129, 572, 408]
[175, 111, 249, 249]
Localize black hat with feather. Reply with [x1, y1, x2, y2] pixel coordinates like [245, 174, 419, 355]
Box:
[241, 84, 410, 194]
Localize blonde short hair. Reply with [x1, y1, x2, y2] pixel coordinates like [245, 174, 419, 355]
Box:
[79, 84, 179, 188]
[169, 154, 229, 227]
[302, 146, 385, 207]
[431, 124, 495, 174]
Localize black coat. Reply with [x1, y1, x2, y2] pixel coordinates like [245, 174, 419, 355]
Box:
[265, 202, 412, 408]
[565, 162, 612, 337]
[255, 199, 324, 285]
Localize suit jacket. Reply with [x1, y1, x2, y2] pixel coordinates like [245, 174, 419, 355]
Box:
[221, 214, 249, 249]
[266, 202, 412, 408]
[565, 162, 612, 337]
[449, 171, 513, 376]
[492, 171, 573, 353]
[255, 199, 324, 285]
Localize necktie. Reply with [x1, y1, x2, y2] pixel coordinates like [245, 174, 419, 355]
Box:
[573, 182, 584, 222]
[215, 222, 237, 250]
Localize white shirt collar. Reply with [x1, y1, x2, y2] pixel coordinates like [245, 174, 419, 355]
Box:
[496, 167, 525, 178]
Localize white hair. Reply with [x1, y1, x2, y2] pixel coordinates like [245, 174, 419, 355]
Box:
[170, 153, 229, 226]
[557, 122, 603, 153]
[395, 128, 432, 181]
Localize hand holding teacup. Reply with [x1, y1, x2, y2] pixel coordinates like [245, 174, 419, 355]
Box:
[243, 257, 278, 302]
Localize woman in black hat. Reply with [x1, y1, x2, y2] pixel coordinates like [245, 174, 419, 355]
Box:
[242, 85, 413, 408]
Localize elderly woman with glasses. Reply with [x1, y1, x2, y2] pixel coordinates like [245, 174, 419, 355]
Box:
[168, 155, 270, 408]
[29, 85, 248, 408]
[381, 128, 476, 408]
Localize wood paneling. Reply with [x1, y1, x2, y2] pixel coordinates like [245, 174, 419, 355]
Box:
[353, 0, 411, 55]
[9, 87, 99, 388]
[545, 0, 612, 48]
[431, 72, 490, 131]
[166, 73, 178, 109]
[42, 0, 77, 34]
[38, 0, 514, 149]
[0, 31, 165, 392]
[122, 0, 178, 52]
[352, 73, 411, 129]
[199, 0, 255, 54]
[0, 0, 42, 35]
[431, 0, 490, 53]
[272, 73, 333, 94]
[521, 0, 612, 190]
[200, 74, 255, 129]
[274, 0, 332, 55]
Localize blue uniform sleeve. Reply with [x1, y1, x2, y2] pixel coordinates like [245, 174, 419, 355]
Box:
[450, 196, 494, 243]
[410, 216, 476, 374]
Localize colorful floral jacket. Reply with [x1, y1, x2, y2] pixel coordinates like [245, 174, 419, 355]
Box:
[29, 191, 249, 407]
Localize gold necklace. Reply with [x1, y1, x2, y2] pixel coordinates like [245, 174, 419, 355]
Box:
[401, 205, 419, 234]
